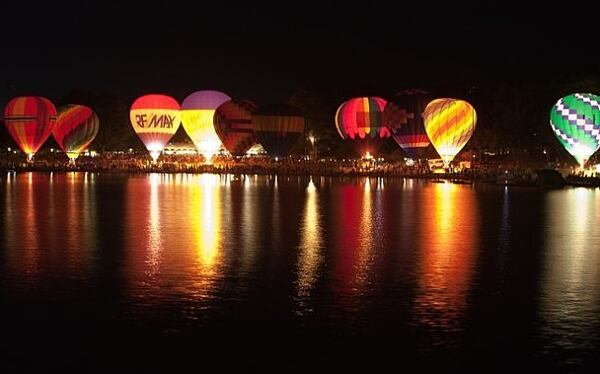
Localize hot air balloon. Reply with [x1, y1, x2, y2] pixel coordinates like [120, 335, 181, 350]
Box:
[424, 98, 477, 167]
[550, 93, 600, 168]
[3, 96, 57, 161]
[214, 99, 257, 156]
[253, 104, 305, 157]
[181, 90, 231, 159]
[335, 97, 390, 155]
[129, 94, 181, 162]
[384, 91, 431, 158]
[53, 105, 99, 162]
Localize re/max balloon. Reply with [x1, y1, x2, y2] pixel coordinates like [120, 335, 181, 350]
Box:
[130, 94, 181, 162]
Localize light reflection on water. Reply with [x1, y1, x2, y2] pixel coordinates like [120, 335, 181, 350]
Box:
[541, 188, 600, 365]
[412, 181, 479, 348]
[295, 177, 323, 314]
[0, 172, 599, 369]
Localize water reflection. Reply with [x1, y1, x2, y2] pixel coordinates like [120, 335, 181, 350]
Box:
[295, 178, 324, 314]
[2, 172, 600, 370]
[331, 178, 379, 307]
[413, 181, 479, 347]
[239, 175, 259, 275]
[124, 174, 228, 309]
[541, 188, 600, 363]
[3, 173, 45, 278]
[191, 174, 222, 273]
[148, 174, 162, 274]
[126, 175, 163, 281]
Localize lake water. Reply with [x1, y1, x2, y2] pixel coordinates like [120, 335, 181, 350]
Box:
[0, 172, 599, 371]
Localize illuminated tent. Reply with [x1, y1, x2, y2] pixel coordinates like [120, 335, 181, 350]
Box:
[214, 99, 257, 156]
[53, 105, 99, 161]
[253, 104, 305, 157]
[3, 96, 57, 160]
[384, 91, 431, 158]
[335, 97, 390, 155]
[550, 93, 600, 168]
[424, 98, 477, 167]
[129, 94, 181, 162]
[181, 90, 231, 159]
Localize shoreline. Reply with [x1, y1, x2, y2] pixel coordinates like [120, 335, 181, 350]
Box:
[2, 166, 599, 188]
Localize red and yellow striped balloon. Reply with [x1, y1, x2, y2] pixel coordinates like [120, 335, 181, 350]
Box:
[53, 105, 99, 161]
[424, 98, 477, 166]
[4, 96, 57, 159]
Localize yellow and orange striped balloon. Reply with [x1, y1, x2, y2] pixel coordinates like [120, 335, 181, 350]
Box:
[424, 98, 476, 166]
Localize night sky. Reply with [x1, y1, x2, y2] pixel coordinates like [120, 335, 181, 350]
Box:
[2, 2, 599, 107]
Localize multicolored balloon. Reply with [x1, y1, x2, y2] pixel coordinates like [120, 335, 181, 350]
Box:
[335, 97, 390, 155]
[550, 93, 600, 167]
[181, 90, 231, 159]
[53, 105, 99, 161]
[384, 91, 431, 158]
[335, 97, 389, 140]
[424, 98, 477, 166]
[3, 96, 57, 160]
[214, 99, 257, 157]
[253, 104, 305, 157]
[130, 94, 181, 162]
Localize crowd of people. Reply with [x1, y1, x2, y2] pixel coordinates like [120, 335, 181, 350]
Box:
[0, 149, 598, 186]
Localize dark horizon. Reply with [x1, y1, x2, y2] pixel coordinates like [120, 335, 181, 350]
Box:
[3, 2, 600, 107]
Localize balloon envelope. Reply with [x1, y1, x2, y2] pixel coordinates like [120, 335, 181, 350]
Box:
[214, 99, 257, 156]
[335, 97, 390, 155]
[53, 104, 99, 160]
[550, 93, 600, 167]
[4, 96, 57, 158]
[384, 92, 431, 158]
[424, 98, 477, 166]
[181, 90, 231, 157]
[253, 104, 305, 157]
[130, 94, 181, 161]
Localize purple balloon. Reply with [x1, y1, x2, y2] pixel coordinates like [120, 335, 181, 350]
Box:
[182, 90, 231, 110]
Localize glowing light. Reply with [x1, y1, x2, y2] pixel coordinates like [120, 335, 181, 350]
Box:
[181, 110, 223, 157]
[149, 151, 161, 162]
